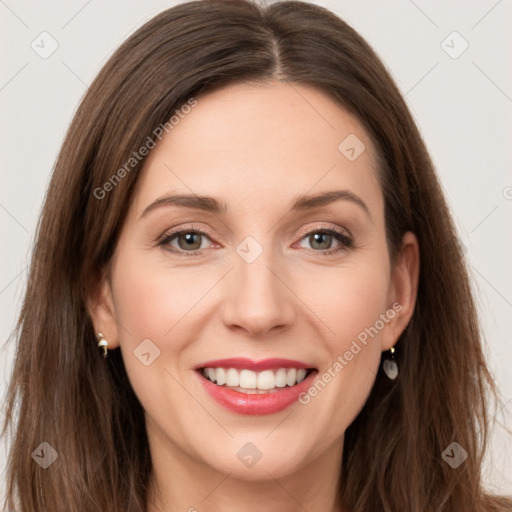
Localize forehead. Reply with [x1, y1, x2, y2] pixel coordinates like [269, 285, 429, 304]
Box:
[130, 80, 382, 220]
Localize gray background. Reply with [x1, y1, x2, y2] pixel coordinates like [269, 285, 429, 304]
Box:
[1, 0, 511, 500]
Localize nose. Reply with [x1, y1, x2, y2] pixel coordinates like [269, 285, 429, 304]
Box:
[220, 244, 296, 338]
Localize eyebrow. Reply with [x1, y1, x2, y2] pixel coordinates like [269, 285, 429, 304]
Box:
[139, 189, 371, 220]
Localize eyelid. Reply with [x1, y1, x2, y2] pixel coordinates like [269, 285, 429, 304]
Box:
[154, 223, 218, 253]
[294, 222, 353, 241]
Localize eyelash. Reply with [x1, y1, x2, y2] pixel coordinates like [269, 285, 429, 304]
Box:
[156, 224, 353, 257]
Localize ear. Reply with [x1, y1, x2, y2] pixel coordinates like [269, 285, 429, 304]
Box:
[382, 231, 420, 351]
[86, 268, 120, 349]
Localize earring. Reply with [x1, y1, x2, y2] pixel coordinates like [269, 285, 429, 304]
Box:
[97, 332, 109, 359]
[382, 346, 398, 380]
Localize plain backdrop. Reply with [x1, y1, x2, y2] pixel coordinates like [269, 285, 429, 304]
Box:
[1, 0, 511, 502]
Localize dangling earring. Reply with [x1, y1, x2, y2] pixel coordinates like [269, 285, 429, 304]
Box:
[382, 346, 398, 380]
[97, 332, 109, 359]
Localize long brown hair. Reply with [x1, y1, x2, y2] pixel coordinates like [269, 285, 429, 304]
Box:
[2, 1, 510, 510]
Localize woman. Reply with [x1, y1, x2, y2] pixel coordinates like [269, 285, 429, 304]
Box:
[2, 0, 510, 510]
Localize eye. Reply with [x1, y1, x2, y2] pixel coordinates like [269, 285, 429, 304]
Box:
[158, 228, 213, 255]
[295, 227, 353, 255]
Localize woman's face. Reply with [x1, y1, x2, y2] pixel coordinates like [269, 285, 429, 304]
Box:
[90, 80, 418, 482]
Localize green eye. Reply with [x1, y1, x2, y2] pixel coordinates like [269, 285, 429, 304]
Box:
[298, 229, 353, 255]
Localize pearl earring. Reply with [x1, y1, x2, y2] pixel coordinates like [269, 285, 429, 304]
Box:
[97, 332, 109, 359]
[382, 346, 398, 380]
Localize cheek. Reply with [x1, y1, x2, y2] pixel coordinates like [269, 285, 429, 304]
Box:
[111, 255, 204, 344]
[292, 259, 390, 429]
[109, 257, 201, 429]
[300, 261, 391, 352]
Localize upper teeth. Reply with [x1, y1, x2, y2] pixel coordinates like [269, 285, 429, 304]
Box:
[203, 367, 308, 390]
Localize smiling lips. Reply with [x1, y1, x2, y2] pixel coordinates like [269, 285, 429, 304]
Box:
[195, 358, 317, 415]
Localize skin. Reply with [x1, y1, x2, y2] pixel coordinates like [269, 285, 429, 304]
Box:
[88, 80, 419, 512]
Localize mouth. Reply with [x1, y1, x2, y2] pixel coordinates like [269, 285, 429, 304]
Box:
[194, 358, 318, 415]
